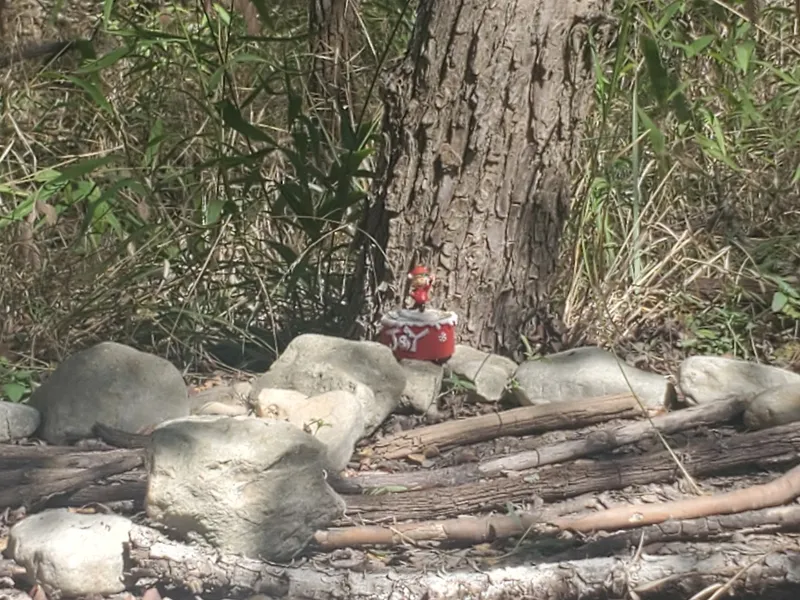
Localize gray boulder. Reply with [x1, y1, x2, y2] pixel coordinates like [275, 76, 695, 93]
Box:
[511, 346, 673, 409]
[255, 389, 364, 471]
[445, 345, 517, 403]
[250, 334, 406, 435]
[0, 401, 40, 441]
[399, 359, 444, 413]
[679, 355, 800, 404]
[28, 341, 189, 444]
[744, 383, 800, 430]
[145, 415, 345, 561]
[7, 509, 133, 597]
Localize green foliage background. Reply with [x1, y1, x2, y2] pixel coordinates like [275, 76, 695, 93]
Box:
[1, 0, 798, 400]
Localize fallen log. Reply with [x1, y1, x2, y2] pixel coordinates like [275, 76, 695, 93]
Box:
[343, 419, 800, 522]
[480, 394, 748, 472]
[343, 396, 748, 492]
[92, 423, 151, 449]
[125, 524, 800, 600]
[49, 476, 147, 509]
[556, 504, 800, 561]
[552, 463, 800, 532]
[372, 393, 645, 459]
[0, 447, 141, 472]
[0, 446, 144, 510]
[315, 464, 800, 550]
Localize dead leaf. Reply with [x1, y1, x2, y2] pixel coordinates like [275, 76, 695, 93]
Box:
[30, 584, 47, 600]
[470, 543, 496, 556]
[71, 506, 98, 514]
[407, 453, 426, 464]
[35, 200, 57, 226]
[142, 587, 162, 600]
[136, 199, 151, 222]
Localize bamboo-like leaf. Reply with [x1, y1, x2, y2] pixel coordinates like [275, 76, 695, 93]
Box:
[76, 46, 131, 73]
[636, 108, 666, 156]
[64, 76, 114, 114]
[735, 40, 755, 75]
[218, 101, 276, 145]
[641, 34, 671, 106]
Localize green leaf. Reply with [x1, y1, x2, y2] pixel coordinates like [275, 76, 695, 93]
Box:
[204, 198, 224, 226]
[694, 328, 718, 340]
[63, 75, 113, 114]
[735, 40, 755, 75]
[145, 119, 165, 169]
[641, 35, 671, 106]
[636, 108, 665, 155]
[52, 156, 116, 185]
[267, 242, 299, 266]
[791, 163, 800, 185]
[218, 101, 276, 145]
[684, 35, 716, 58]
[208, 65, 226, 92]
[774, 277, 800, 299]
[102, 0, 115, 25]
[76, 46, 130, 73]
[212, 3, 232, 25]
[2, 382, 27, 403]
[656, 0, 683, 32]
[772, 291, 789, 313]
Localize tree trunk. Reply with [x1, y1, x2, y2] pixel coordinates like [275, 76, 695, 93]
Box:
[307, 0, 358, 133]
[361, 0, 612, 356]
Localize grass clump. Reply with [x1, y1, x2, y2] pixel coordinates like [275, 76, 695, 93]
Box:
[561, 0, 800, 373]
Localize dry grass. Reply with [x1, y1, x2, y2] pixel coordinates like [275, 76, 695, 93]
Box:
[559, 0, 800, 374]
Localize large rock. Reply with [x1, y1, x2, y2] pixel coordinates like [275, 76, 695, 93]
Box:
[744, 383, 800, 430]
[0, 401, 40, 441]
[28, 341, 189, 444]
[399, 359, 444, 413]
[511, 346, 673, 409]
[445, 345, 517, 403]
[255, 389, 364, 471]
[250, 334, 406, 435]
[7, 509, 133, 597]
[679, 355, 800, 404]
[145, 415, 345, 561]
[189, 380, 252, 414]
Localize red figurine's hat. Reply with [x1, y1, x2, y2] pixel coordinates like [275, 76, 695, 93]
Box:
[408, 265, 429, 278]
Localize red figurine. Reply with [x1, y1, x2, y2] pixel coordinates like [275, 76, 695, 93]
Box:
[408, 265, 435, 311]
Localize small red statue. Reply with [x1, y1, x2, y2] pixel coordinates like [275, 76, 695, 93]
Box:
[407, 265, 435, 311]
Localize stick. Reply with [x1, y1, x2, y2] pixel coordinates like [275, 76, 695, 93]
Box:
[552, 462, 800, 533]
[343, 420, 800, 522]
[343, 396, 748, 492]
[554, 504, 800, 561]
[372, 393, 645, 459]
[315, 500, 800, 552]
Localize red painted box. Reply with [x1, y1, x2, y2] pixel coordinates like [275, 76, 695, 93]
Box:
[379, 309, 458, 363]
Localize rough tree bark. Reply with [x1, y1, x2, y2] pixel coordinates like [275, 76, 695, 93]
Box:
[360, 0, 612, 355]
[307, 0, 358, 132]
